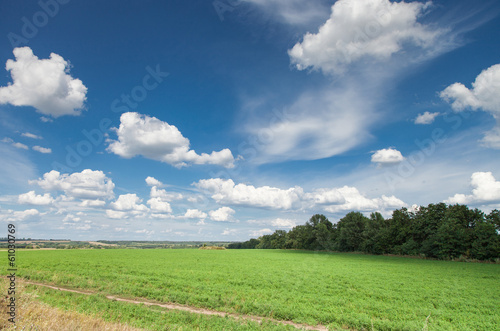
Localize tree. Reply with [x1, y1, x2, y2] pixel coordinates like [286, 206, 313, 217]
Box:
[305, 214, 334, 250]
[361, 212, 386, 254]
[336, 212, 368, 252]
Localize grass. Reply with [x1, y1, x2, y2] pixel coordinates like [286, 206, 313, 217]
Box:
[0, 278, 294, 331]
[2, 249, 499, 330]
[0, 278, 142, 331]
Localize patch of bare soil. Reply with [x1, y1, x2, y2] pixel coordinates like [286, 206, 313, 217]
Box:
[23, 280, 328, 330]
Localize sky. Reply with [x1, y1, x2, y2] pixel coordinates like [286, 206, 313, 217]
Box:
[0, 0, 499, 241]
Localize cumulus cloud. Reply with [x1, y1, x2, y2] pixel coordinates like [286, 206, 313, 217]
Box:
[145, 176, 163, 187]
[106, 209, 128, 219]
[147, 197, 172, 213]
[371, 148, 404, 165]
[195, 178, 406, 214]
[414, 111, 440, 124]
[32, 169, 115, 200]
[32, 146, 52, 154]
[150, 186, 183, 201]
[440, 64, 500, 148]
[288, 0, 440, 74]
[107, 112, 236, 168]
[195, 178, 303, 210]
[182, 209, 207, 220]
[80, 199, 106, 208]
[110, 194, 148, 212]
[209, 207, 237, 222]
[18, 191, 54, 205]
[0, 47, 87, 117]
[446, 172, 500, 205]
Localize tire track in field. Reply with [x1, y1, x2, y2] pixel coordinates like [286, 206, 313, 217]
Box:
[23, 280, 328, 331]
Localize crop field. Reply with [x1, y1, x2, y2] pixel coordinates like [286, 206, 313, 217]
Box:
[2, 249, 499, 330]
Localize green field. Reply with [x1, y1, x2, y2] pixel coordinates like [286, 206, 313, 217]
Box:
[4, 249, 500, 330]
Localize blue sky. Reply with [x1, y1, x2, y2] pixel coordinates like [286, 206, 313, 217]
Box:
[0, 0, 499, 241]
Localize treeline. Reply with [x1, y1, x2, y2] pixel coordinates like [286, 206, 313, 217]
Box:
[228, 203, 500, 261]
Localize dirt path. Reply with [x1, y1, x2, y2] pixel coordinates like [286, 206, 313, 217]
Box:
[23, 280, 329, 331]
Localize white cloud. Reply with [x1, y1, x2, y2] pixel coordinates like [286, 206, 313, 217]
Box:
[321, 186, 406, 214]
[145, 176, 163, 187]
[12, 142, 28, 150]
[414, 111, 440, 124]
[246, 86, 377, 164]
[209, 207, 237, 222]
[107, 112, 236, 168]
[2, 138, 28, 150]
[248, 218, 297, 229]
[18, 191, 54, 205]
[147, 197, 172, 213]
[303, 189, 346, 205]
[32, 169, 115, 200]
[0, 208, 40, 222]
[195, 178, 303, 210]
[371, 148, 404, 165]
[40, 116, 53, 123]
[182, 209, 207, 220]
[243, 0, 329, 26]
[110, 194, 148, 212]
[32, 146, 52, 154]
[440, 63, 500, 148]
[446, 172, 500, 205]
[79, 199, 106, 208]
[0, 47, 87, 117]
[288, 0, 440, 74]
[21, 132, 42, 139]
[195, 178, 406, 215]
[150, 186, 183, 201]
[106, 209, 128, 219]
[250, 228, 273, 237]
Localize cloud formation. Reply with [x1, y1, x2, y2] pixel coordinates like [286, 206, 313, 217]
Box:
[209, 207, 237, 222]
[32, 146, 52, 154]
[2, 138, 28, 150]
[32, 169, 115, 200]
[288, 0, 439, 74]
[414, 111, 440, 124]
[371, 148, 404, 165]
[195, 178, 406, 214]
[0, 47, 87, 117]
[18, 191, 54, 205]
[107, 112, 236, 168]
[145, 176, 163, 187]
[196, 178, 303, 210]
[440, 63, 500, 148]
[244, 0, 329, 26]
[110, 194, 148, 212]
[247, 87, 376, 164]
[446, 172, 500, 205]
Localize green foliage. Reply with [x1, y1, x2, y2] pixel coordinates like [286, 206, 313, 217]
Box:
[228, 203, 500, 261]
